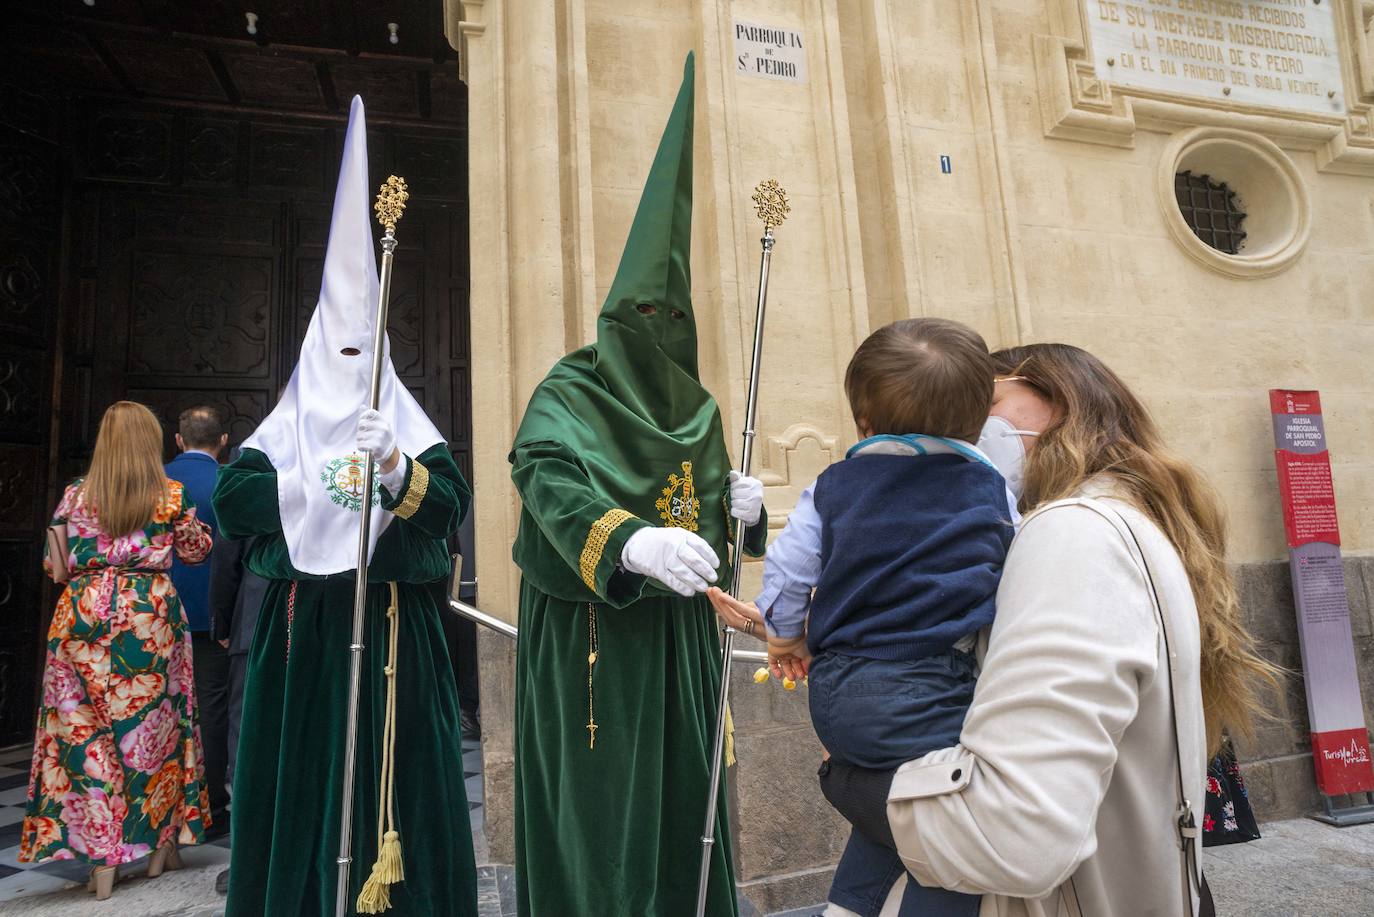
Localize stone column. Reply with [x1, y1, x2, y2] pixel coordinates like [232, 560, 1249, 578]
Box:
[446, 0, 591, 864]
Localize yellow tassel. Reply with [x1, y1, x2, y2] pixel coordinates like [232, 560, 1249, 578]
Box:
[356, 822, 405, 913]
[356, 868, 391, 914]
[724, 703, 737, 768]
[376, 829, 405, 883]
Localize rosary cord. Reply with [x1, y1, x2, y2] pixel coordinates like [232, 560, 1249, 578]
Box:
[587, 604, 599, 750]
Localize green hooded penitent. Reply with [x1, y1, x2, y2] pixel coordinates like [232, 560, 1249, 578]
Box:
[511, 52, 765, 916]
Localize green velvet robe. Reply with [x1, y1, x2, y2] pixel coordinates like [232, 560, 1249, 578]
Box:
[512, 52, 768, 916]
[511, 439, 766, 917]
[213, 444, 477, 917]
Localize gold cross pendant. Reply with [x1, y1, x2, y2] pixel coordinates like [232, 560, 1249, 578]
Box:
[587, 720, 598, 749]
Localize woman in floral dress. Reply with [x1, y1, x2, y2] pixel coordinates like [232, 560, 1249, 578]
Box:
[20, 401, 214, 899]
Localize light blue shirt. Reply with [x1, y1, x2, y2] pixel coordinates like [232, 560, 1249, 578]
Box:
[756, 482, 822, 639]
[755, 435, 1021, 639]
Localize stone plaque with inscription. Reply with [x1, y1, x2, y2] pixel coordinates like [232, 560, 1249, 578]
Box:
[1088, 0, 1347, 115]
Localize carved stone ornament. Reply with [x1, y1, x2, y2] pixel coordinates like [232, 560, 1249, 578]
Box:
[750, 424, 840, 530]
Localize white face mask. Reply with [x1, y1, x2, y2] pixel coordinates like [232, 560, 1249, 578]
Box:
[977, 415, 1039, 500]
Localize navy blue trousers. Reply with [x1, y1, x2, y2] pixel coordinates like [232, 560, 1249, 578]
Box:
[809, 651, 981, 917]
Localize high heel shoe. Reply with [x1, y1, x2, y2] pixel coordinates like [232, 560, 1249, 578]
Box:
[88, 864, 118, 899]
[146, 843, 183, 878]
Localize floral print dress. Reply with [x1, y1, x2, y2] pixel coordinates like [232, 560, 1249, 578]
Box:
[20, 479, 214, 866]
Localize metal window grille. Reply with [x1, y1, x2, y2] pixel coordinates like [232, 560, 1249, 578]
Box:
[1174, 171, 1247, 255]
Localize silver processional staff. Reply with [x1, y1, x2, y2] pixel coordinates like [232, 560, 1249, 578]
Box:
[335, 174, 409, 917]
[695, 179, 790, 917]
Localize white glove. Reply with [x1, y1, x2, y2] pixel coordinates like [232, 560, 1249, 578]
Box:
[728, 471, 763, 526]
[620, 527, 720, 597]
[377, 454, 409, 495]
[356, 408, 398, 466]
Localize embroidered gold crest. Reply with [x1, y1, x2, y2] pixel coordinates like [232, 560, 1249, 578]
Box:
[655, 461, 700, 531]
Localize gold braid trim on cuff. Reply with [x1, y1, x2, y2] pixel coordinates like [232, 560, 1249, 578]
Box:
[393, 460, 430, 519]
[579, 509, 635, 591]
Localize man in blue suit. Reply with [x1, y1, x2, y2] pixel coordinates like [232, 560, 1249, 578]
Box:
[165, 404, 230, 834]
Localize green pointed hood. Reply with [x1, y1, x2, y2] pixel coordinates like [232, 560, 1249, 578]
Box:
[512, 52, 741, 602]
[593, 52, 706, 427]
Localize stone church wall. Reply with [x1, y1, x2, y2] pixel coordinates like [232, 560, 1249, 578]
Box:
[447, 0, 1374, 907]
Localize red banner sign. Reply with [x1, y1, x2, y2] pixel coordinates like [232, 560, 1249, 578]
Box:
[1270, 390, 1340, 548]
[1270, 389, 1374, 796]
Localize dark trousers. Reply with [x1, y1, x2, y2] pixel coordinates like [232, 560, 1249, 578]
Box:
[809, 650, 981, 917]
[227, 651, 249, 787]
[440, 600, 480, 717]
[192, 632, 232, 816]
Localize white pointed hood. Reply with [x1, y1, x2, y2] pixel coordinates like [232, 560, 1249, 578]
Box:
[243, 95, 444, 575]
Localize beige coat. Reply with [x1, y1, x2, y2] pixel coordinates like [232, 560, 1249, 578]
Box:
[886, 489, 1206, 917]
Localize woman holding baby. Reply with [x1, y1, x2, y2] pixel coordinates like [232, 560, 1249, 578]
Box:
[711, 336, 1277, 917]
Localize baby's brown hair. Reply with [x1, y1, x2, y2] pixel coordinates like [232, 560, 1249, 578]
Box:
[844, 318, 993, 442]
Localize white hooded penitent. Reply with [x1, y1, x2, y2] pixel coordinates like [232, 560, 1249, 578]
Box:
[243, 95, 444, 576]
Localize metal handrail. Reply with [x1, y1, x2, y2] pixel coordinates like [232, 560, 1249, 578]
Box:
[449, 597, 517, 640]
[447, 597, 769, 665]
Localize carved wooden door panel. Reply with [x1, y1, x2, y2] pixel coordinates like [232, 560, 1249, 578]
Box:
[67, 190, 284, 471]
[65, 165, 471, 479]
[0, 102, 62, 746]
[29, 109, 470, 750]
[3, 11, 470, 746]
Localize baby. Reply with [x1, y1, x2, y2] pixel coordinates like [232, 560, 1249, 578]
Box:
[710, 317, 1019, 917]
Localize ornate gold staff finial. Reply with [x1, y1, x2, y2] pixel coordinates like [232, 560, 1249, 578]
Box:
[374, 175, 409, 234]
[751, 179, 790, 231]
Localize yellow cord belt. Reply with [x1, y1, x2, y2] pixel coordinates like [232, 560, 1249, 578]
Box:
[358, 582, 404, 914]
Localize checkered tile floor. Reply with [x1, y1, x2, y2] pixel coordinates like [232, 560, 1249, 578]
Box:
[0, 735, 504, 911]
[0, 742, 238, 905]
[0, 744, 33, 880]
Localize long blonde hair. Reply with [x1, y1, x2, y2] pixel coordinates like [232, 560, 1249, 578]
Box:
[78, 401, 169, 537]
[993, 344, 1279, 754]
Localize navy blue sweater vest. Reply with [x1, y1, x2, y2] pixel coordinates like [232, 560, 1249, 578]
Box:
[808, 453, 1013, 660]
